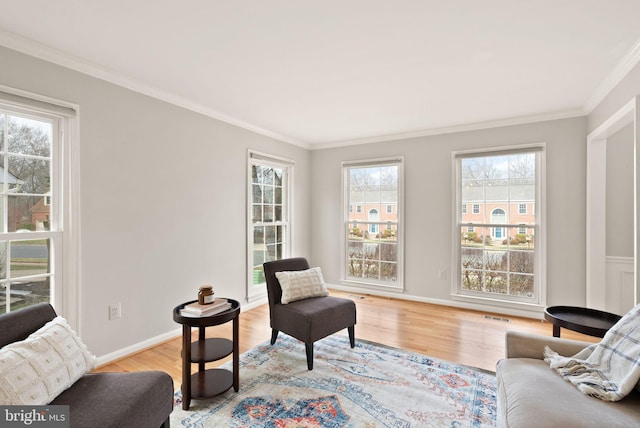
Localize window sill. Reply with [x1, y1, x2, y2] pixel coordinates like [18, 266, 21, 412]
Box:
[336, 279, 404, 293]
[451, 292, 545, 315]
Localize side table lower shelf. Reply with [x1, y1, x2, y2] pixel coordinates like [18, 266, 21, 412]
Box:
[190, 369, 234, 399]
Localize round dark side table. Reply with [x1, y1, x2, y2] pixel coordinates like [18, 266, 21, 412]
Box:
[544, 305, 621, 338]
[173, 298, 240, 410]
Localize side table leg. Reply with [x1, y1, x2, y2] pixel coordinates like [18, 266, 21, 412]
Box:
[233, 315, 239, 392]
[182, 324, 192, 410]
[198, 326, 205, 372]
[552, 325, 561, 338]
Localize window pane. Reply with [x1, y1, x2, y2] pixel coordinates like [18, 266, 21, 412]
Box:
[252, 184, 262, 204]
[263, 167, 273, 185]
[457, 149, 539, 302]
[380, 262, 397, 281]
[6, 117, 52, 157]
[0, 241, 6, 280]
[11, 239, 50, 278]
[248, 156, 290, 295]
[274, 186, 282, 204]
[263, 205, 274, 222]
[0, 109, 59, 314]
[252, 205, 262, 223]
[264, 186, 273, 204]
[345, 161, 401, 287]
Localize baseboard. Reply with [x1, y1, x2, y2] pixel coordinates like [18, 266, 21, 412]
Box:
[96, 327, 182, 367]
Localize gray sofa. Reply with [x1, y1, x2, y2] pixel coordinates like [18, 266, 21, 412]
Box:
[0, 303, 174, 428]
[496, 330, 640, 427]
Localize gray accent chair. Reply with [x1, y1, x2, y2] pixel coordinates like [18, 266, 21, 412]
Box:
[0, 303, 174, 428]
[263, 257, 356, 370]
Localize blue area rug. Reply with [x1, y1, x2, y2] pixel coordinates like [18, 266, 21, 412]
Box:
[171, 335, 497, 427]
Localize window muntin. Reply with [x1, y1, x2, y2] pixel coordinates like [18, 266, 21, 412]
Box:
[456, 148, 542, 304]
[343, 159, 403, 288]
[0, 110, 58, 313]
[247, 152, 291, 300]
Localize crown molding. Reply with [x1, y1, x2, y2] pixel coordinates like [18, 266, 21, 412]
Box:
[584, 38, 640, 114]
[0, 29, 310, 150]
[311, 109, 586, 150]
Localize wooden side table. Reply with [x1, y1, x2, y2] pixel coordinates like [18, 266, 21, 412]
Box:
[173, 298, 240, 410]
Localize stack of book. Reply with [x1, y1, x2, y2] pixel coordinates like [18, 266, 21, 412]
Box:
[180, 299, 231, 317]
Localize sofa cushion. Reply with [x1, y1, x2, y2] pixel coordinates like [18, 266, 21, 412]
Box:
[0, 316, 97, 405]
[497, 358, 640, 428]
[276, 267, 329, 304]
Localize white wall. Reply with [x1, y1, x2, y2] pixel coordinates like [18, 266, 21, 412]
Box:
[0, 46, 312, 358]
[311, 117, 588, 314]
[606, 122, 634, 257]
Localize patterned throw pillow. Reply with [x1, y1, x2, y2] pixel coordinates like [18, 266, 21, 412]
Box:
[276, 267, 329, 304]
[0, 316, 97, 405]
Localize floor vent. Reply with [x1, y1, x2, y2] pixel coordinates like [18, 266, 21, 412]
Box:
[484, 315, 510, 322]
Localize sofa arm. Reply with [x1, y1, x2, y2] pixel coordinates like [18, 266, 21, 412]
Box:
[505, 330, 594, 359]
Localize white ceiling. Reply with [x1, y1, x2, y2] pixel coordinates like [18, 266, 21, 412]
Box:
[1, 1, 640, 148]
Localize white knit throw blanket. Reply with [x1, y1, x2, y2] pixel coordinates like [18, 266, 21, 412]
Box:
[543, 304, 640, 401]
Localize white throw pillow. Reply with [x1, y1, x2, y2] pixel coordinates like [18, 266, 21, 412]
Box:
[0, 316, 97, 405]
[276, 267, 329, 304]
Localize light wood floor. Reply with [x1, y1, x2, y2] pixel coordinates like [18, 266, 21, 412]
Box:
[96, 291, 598, 387]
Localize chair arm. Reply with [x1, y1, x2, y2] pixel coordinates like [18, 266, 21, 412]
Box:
[505, 330, 594, 359]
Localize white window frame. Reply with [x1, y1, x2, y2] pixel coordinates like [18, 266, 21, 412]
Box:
[246, 150, 293, 302]
[341, 157, 404, 290]
[518, 203, 527, 214]
[0, 86, 79, 329]
[452, 144, 546, 309]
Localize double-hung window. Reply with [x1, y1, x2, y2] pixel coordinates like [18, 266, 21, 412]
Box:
[247, 151, 292, 301]
[343, 158, 403, 289]
[0, 89, 77, 317]
[454, 145, 544, 305]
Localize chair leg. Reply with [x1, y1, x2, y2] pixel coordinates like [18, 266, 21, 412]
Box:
[348, 326, 355, 348]
[271, 329, 279, 345]
[305, 342, 314, 370]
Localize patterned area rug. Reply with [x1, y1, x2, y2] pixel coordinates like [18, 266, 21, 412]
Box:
[171, 335, 497, 427]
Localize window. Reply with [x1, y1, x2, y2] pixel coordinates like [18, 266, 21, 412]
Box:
[462, 204, 467, 214]
[0, 89, 77, 317]
[356, 205, 362, 213]
[518, 203, 527, 214]
[455, 146, 544, 305]
[386, 205, 392, 214]
[247, 151, 292, 301]
[343, 158, 403, 289]
[473, 204, 480, 214]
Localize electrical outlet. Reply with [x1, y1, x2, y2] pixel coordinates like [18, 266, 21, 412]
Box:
[109, 303, 122, 320]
